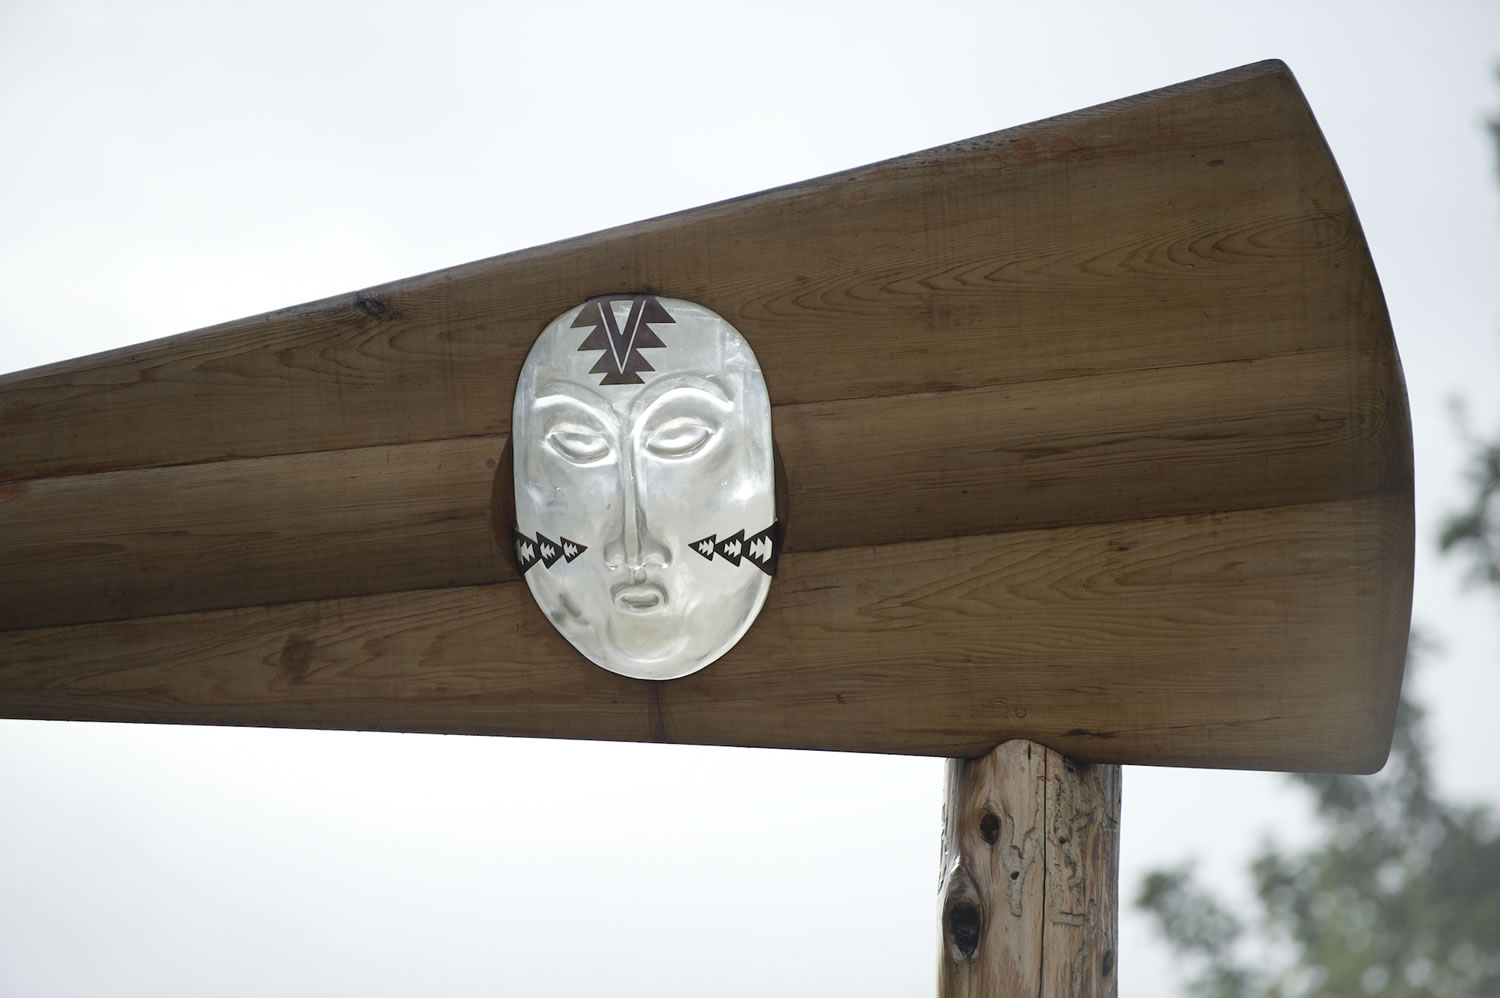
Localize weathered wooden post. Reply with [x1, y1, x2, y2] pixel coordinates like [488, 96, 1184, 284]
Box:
[0, 61, 1410, 995]
[940, 744, 1121, 996]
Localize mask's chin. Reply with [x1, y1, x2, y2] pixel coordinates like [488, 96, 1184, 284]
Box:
[528, 560, 770, 680]
[602, 610, 692, 672]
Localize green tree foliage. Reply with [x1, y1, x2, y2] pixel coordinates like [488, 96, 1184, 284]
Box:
[1136, 87, 1500, 998]
[1139, 663, 1500, 997]
[1441, 406, 1500, 586]
[1440, 89, 1500, 585]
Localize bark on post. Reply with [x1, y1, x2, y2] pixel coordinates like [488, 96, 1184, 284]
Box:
[939, 740, 1121, 997]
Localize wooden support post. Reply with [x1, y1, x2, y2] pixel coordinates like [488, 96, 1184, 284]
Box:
[939, 740, 1122, 997]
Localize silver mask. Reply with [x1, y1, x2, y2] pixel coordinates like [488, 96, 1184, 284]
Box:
[512, 295, 778, 680]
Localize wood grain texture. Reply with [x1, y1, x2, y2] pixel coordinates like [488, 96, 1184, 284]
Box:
[0, 345, 1404, 631]
[939, 741, 1120, 997]
[0, 496, 1411, 771]
[0, 436, 508, 630]
[1, 61, 1379, 482]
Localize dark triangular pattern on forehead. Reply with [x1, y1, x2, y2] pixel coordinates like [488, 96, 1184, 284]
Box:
[587, 351, 657, 384]
[600, 297, 642, 373]
[572, 294, 674, 385]
[573, 302, 606, 344]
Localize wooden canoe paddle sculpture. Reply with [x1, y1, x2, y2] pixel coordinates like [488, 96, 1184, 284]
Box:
[0, 61, 1411, 995]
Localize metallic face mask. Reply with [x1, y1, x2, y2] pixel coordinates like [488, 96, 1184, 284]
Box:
[512, 295, 777, 680]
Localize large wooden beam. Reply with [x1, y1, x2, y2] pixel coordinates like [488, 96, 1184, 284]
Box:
[0, 60, 1413, 772]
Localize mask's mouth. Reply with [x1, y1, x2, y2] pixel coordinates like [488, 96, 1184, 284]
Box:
[612, 582, 667, 614]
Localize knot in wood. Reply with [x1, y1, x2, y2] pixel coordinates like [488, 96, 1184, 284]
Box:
[944, 898, 982, 959]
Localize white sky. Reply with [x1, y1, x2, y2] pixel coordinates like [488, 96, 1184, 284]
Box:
[2, 1, 1497, 995]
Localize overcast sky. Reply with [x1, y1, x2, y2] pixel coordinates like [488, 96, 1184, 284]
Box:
[2, 2, 1498, 995]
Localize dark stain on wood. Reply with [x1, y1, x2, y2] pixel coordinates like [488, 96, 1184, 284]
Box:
[0, 458, 168, 485]
[279, 635, 316, 681]
[648, 683, 667, 742]
[354, 294, 393, 322]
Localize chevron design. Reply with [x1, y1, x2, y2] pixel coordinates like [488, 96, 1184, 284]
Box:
[536, 532, 564, 569]
[688, 523, 779, 576]
[513, 527, 540, 575]
[743, 522, 780, 576]
[514, 526, 588, 573]
[714, 529, 744, 567]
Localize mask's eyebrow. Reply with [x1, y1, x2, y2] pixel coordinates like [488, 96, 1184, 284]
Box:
[630, 375, 731, 423]
[534, 381, 616, 427]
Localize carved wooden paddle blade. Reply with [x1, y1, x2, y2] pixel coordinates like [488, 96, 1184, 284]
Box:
[0, 60, 1412, 772]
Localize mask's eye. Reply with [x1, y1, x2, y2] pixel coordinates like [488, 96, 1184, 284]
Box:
[644, 417, 715, 459]
[546, 426, 611, 464]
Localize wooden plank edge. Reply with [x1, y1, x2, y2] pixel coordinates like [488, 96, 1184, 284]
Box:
[0, 60, 1340, 482]
[0, 494, 1413, 772]
[1351, 304, 1415, 774]
[1, 342, 1409, 632]
[0, 60, 1300, 388]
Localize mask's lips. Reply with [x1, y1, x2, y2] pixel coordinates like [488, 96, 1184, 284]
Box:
[612, 582, 667, 614]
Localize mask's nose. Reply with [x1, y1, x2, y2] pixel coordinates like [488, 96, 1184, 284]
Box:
[601, 511, 671, 573]
[601, 447, 670, 573]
